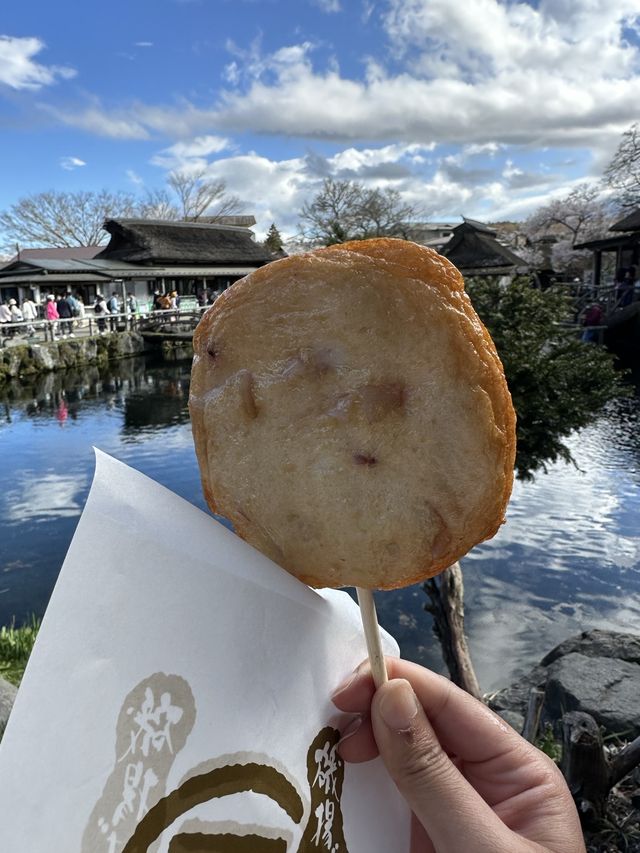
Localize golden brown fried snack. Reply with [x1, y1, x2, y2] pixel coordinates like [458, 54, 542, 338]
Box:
[189, 238, 516, 590]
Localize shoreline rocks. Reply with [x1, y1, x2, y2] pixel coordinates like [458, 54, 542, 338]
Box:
[489, 629, 640, 738]
[0, 332, 149, 386]
[0, 677, 17, 736]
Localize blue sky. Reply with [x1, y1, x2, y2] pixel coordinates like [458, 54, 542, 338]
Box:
[1, 0, 639, 243]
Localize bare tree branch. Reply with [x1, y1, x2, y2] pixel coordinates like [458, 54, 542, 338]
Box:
[0, 172, 245, 252]
[604, 122, 640, 213]
[167, 169, 243, 221]
[298, 178, 422, 247]
[521, 184, 614, 275]
[137, 188, 179, 221]
[0, 189, 138, 250]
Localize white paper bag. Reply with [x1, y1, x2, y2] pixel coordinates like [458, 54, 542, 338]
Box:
[0, 451, 410, 851]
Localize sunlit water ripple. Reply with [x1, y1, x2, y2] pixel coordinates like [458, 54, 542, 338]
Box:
[0, 357, 638, 692]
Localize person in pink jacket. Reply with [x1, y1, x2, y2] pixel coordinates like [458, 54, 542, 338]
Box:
[45, 294, 60, 338]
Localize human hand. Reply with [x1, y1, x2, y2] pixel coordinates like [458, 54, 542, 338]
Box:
[332, 658, 585, 853]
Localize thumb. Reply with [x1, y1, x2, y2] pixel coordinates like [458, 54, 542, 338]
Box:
[371, 679, 508, 852]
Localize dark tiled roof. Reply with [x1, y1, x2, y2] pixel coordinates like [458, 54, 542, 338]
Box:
[441, 230, 527, 271]
[97, 219, 274, 265]
[575, 233, 639, 251]
[610, 209, 640, 232]
[1, 245, 103, 269]
[459, 217, 497, 236]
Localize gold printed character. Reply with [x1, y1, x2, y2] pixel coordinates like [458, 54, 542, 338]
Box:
[313, 741, 339, 796]
[120, 688, 184, 761]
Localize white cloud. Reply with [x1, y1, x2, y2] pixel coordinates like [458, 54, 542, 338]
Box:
[32, 1, 640, 230]
[223, 61, 240, 84]
[48, 100, 231, 141]
[192, 152, 311, 238]
[126, 169, 144, 186]
[327, 142, 434, 173]
[147, 141, 451, 238]
[43, 3, 640, 165]
[384, 0, 640, 81]
[42, 103, 151, 139]
[362, 1, 376, 24]
[151, 134, 231, 170]
[208, 46, 638, 156]
[59, 156, 86, 170]
[463, 143, 503, 158]
[0, 35, 75, 90]
[502, 160, 522, 180]
[134, 41, 153, 47]
[149, 141, 568, 239]
[312, 0, 342, 12]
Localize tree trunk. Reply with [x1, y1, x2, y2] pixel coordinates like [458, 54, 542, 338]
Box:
[521, 687, 545, 743]
[561, 711, 611, 823]
[561, 712, 640, 825]
[423, 562, 481, 700]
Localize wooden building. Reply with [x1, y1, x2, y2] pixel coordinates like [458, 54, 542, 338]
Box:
[439, 218, 528, 277]
[575, 208, 640, 287]
[0, 218, 276, 308]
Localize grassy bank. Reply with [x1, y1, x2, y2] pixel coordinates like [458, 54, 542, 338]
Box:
[0, 616, 40, 687]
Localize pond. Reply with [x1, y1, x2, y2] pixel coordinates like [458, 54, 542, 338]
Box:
[0, 354, 638, 692]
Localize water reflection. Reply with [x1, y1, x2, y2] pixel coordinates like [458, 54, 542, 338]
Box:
[0, 356, 206, 627]
[459, 397, 640, 690]
[3, 472, 89, 524]
[370, 393, 640, 688]
[0, 358, 191, 432]
[122, 379, 188, 434]
[0, 357, 638, 692]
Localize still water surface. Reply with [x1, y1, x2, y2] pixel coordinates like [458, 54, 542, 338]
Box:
[0, 355, 638, 692]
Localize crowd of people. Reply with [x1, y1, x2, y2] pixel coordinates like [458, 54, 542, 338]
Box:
[0, 290, 145, 339]
[0, 292, 88, 339]
[1, 285, 227, 340]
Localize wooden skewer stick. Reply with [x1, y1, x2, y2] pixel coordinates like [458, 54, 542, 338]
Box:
[356, 587, 388, 689]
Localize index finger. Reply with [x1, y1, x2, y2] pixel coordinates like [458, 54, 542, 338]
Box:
[333, 657, 522, 765]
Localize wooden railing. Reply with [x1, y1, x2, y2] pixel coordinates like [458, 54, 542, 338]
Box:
[0, 306, 208, 347]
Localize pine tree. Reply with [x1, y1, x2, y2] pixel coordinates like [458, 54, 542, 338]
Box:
[264, 223, 284, 254]
[465, 276, 625, 479]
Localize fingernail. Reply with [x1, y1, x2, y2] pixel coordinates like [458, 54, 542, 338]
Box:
[337, 714, 362, 745]
[378, 679, 419, 732]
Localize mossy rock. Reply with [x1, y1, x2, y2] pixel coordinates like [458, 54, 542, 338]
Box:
[28, 345, 56, 372]
[4, 348, 26, 378]
[0, 332, 148, 386]
[57, 340, 86, 368]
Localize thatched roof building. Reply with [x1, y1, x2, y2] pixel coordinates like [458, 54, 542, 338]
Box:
[440, 218, 528, 276]
[97, 219, 273, 265]
[0, 218, 277, 306]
